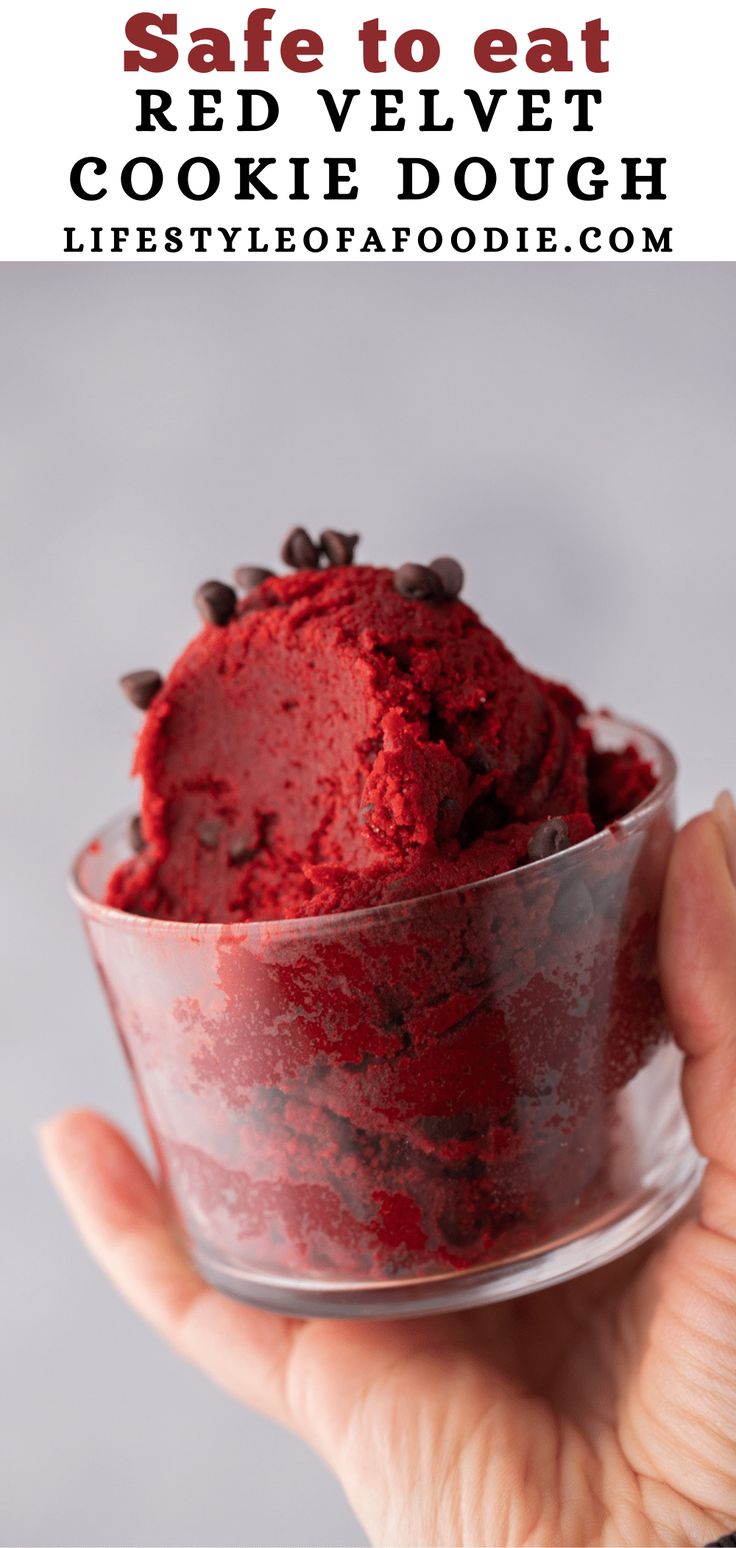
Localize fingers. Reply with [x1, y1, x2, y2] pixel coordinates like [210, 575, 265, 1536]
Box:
[38, 1110, 300, 1428]
[660, 802, 736, 1056]
[713, 790, 736, 884]
[659, 799, 736, 1231]
[37, 1113, 489, 1485]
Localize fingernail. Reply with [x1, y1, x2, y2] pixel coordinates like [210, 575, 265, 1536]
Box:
[713, 790, 736, 885]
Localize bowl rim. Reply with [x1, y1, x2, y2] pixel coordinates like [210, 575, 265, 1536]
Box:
[69, 711, 677, 939]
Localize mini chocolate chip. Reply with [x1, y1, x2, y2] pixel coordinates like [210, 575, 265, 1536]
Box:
[195, 580, 237, 627]
[421, 1110, 477, 1144]
[320, 529, 360, 567]
[394, 562, 444, 601]
[437, 794, 460, 838]
[119, 670, 163, 710]
[342, 1052, 377, 1075]
[233, 565, 275, 594]
[228, 834, 256, 865]
[429, 556, 464, 599]
[129, 814, 146, 853]
[551, 878, 595, 930]
[198, 819, 222, 850]
[469, 740, 495, 775]
[527, 817, 571, 863]
[281, 527, 320, 570]
[438, 1207, 483, 1249]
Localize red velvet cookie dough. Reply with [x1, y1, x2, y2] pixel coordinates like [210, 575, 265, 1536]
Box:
[101, 540, 667, 1282]
[108, 562, 651, 922]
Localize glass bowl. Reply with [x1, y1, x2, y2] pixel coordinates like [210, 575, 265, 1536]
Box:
[70, 713, 700, 1318]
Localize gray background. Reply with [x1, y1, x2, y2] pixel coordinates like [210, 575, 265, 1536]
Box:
[2, 263, 734, 1548]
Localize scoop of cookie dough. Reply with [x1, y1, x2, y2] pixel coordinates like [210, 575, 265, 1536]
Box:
[107, 564, 650, 923]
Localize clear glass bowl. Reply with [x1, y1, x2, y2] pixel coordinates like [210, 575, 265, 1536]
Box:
[70, 714, 700, 1318]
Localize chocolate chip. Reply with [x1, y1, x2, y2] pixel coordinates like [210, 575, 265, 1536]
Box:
[233, 565, 275, 594]
[429, 556, 464, 599]
[394, 563, 444, 601]
[469, 740, 495, 775]
[551, 878, 595, 930]
[320, 529, 360, 567]
[438, 1206, 483, 1249]
[281, 527, 320, 570]
[342, 1052, 377, 1075]
[198, 819, 222, 850]
[129, 814, 146, 853]
[437, 794, 461, 838]
[119, 670, 163, 710]
[527, 817, 571, 863]
[228, 834, 256, 865]
[421, 1110, 477, 1144]
[195, 580, 237, 627]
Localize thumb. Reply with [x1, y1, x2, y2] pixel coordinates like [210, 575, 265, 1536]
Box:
[659, 796, 736, 1233]
[617, 799, 736, 1526]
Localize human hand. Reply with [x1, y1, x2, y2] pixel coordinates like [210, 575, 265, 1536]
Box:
[41, 799, 736, 1548]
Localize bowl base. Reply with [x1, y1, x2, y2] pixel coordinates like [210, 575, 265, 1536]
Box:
[192, 1141, 703, 1320]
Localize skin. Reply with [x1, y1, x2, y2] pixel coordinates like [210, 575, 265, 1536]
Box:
[40, 798, 736, 1548]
